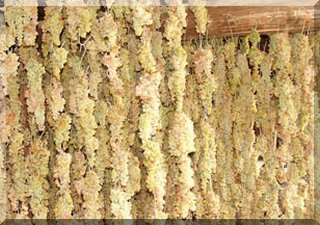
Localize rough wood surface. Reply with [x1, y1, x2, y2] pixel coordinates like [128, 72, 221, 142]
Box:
[203, 0, 318, 6]
[185, 6, 319, 39]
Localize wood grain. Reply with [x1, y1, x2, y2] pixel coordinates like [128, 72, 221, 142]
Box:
[203, 0, 318, 6]
[183, 6, 319, 39]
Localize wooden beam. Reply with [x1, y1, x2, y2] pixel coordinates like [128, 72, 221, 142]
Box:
[203, 0, 318, 6]
[3, 0, 318, 6]
[185, 6, 319, 39]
